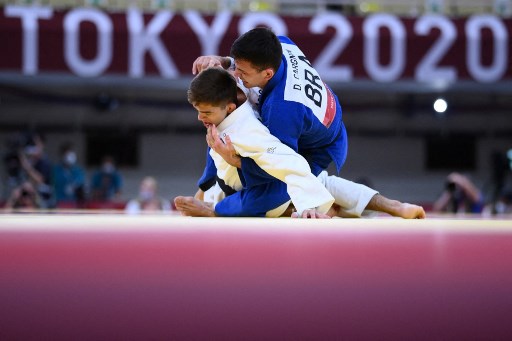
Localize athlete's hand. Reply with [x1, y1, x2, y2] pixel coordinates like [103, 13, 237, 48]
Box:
[207, 125, 241, 168]
[192, 55, 230, 75]
[291, 208, 332, 219]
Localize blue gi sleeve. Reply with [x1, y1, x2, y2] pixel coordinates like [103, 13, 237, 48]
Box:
[197, 147, 217, 192]
[238, 157, 276, 188]
[214, 181, 290, 217]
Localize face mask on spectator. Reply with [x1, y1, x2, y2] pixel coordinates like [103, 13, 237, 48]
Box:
[139, 190, 154, 201]
[102, 163, 115, 174]
[64, 152, 77, 166]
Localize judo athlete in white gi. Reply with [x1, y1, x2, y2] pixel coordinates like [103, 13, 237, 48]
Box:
[175, 67, 335, 217]
[189, 27, 426, 219]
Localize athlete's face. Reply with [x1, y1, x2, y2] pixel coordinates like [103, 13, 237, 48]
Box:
[194, 102, 235, 128]
[233, 59, 274, 89]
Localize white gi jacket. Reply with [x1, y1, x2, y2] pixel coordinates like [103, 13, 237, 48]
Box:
[208, 99, 335, 217]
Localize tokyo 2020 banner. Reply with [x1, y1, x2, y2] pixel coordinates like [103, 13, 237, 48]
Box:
[1, 5, 511, 83]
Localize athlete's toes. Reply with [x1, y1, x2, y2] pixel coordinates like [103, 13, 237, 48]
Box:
[174, 196, 185, 207]
[174, 196, 193, 208]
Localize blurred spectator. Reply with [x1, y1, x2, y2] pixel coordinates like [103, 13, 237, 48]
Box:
[53, 142, 87, 207]
[3, 133, 26, 198]
[433, 172, 484, 214]
[485, 191, 512, 215]
[125, 176, 171, 214]
[2, 130, 54, 208]
[488, 149, 512, 215]
[90, 155, 123, 201]
[19, 132, 54, 208]
[4, 181, 42, 210]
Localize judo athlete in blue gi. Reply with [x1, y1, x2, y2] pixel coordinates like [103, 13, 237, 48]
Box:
[184, 28, 425, 219]
[174, 67, 335, 217]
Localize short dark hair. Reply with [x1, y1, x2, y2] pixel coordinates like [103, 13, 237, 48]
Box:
[188, 67, 238, 107]
[230, 27, 282, 72]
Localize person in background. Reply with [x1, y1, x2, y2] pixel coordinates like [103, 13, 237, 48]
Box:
[488, 149, 512, 215]
[125, 176, 171, 214]
[17, 131, 54, 208]
[2, 133, 27, 198]
[90, 155, 123, 201]
[53, 142, 86, 207]
[433, 172, 484, 214]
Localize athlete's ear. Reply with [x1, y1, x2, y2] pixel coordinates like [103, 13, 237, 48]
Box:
[226, 102, 237, 114]
[263, 68, 274, 80]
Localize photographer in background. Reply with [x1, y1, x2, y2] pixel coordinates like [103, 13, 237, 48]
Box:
[488, 149, 512, 215]
[2, 130, 54, 209]
[3, 133, 27, 198]
[433, 172, 484, 214]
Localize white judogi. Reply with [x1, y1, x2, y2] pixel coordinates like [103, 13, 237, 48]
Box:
[207, 99, 335, 217]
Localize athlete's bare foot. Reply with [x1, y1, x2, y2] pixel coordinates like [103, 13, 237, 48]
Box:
[174, 196, 216, 217]
[366, 194, 426, 219]
[395, 203, 426, 219]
